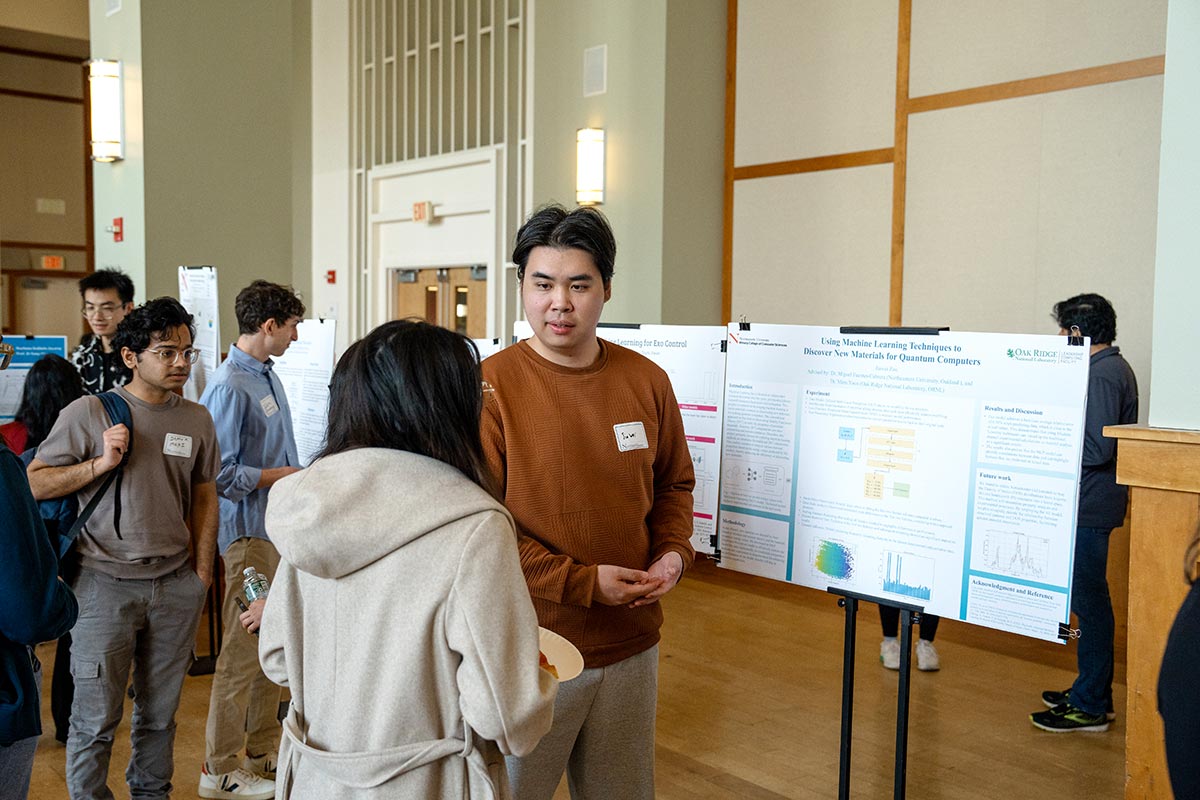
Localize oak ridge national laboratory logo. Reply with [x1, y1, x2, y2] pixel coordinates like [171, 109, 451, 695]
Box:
[1005, 345, 1059, 364]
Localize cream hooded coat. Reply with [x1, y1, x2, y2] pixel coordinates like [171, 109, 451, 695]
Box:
[259, 448, 557, 799]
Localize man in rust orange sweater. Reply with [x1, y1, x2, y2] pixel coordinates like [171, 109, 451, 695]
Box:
[481, 204, 695, 799]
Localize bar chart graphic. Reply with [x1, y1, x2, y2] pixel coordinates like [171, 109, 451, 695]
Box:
[881, 551, 934, 601]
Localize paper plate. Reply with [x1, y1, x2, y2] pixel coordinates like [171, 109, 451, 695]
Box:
[538, 626, 584, 682]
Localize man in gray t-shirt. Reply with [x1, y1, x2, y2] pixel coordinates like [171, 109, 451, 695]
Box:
[29, 297, 219, 799]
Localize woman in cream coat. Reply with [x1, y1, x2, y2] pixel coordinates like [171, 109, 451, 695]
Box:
[259, 320, 557, 799]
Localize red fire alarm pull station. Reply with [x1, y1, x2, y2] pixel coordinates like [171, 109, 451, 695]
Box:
[112, 217, 123, 242]
[325, 269, 336, 284]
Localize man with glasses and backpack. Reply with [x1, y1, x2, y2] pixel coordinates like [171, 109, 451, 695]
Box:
[28, 297, 220, 799]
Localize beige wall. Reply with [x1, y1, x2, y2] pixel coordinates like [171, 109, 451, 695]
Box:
[1149, 0, 1200, 430]
[730, 2, 1166, 422]
[0, 0, 87, 40]
[530, 0, 724, 326]
[89, 0, 312, 346]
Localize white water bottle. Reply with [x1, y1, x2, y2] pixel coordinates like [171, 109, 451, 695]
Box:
[242, 567, 270, 603]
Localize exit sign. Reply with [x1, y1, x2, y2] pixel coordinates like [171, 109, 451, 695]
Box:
[412, 201, 434, 224]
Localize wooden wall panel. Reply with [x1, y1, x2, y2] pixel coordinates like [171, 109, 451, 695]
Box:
[909, 0, 1168, 97]
[730, 164, 891, 326]
[734, 0, 897, 166]
[902, 78, 1162, 398]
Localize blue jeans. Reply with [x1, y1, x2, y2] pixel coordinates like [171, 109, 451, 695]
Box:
[1069, 526, 1114, 715]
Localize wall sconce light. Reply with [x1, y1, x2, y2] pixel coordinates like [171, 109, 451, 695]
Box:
[576, 127, 605, 206]
[88, 59, 124, 162]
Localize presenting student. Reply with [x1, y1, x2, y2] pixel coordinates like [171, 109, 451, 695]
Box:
[481, 204, 696, 799]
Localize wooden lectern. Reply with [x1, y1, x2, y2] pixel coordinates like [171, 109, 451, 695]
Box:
[1104, 425, 1200, 799]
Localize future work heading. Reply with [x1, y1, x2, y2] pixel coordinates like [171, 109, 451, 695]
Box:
[804, 336, 983, 367]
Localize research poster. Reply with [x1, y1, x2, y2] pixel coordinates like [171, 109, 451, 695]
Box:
[272, 319, 337, 467]
[177, 265, 221, 402]
[597, 325, 726, 556]
[718, 324, 1090, 642]
[0, 335, 69, 421]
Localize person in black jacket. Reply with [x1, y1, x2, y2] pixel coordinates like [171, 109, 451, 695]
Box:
[1159, 530, 1200, 800]
[0, 334, 79, 798]
[1030, 294, 1138, 733]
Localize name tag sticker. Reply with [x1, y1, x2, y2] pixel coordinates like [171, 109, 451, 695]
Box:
[260, 394, 280, 417]
[613, 421, 649, 452]
[163, 433, 193, 458]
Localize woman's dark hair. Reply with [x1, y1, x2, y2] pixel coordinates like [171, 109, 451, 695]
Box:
[512, 203, 616, 283]
[1052, 293, 1117, 345]
[112, 297, 196, 356]
[16, 354, 84, 449]
[235, 280, 306, 334]
[319, 320, 493, 493]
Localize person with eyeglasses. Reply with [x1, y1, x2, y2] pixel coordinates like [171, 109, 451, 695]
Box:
[0, 333, 79, 800]
[72, 269, 136, 395]
[27, 297, 220, 799]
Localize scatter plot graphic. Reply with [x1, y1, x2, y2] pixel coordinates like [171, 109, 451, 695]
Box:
[981, 531, 1050, 580]
[812, 539, 855, 581]
[881, 551, 934, 601]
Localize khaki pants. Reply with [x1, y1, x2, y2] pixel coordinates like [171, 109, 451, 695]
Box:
[204, 537, 282, 775]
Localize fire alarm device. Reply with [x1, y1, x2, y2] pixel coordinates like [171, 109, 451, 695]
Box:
[325, 270, 336, 284]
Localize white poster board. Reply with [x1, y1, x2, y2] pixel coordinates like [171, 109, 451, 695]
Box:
[177, 265, 221, 402]
[272, 319, 337, 467]
[597, 325, 726, 556]
[0, 335, 69, 422]
[718, 324, 1090, 643]
[472, 337, 504, 360]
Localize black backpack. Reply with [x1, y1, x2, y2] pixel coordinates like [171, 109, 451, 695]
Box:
[59, 391, 133, 557]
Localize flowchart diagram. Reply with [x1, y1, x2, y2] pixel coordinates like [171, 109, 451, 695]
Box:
[835, 425, 916, 500]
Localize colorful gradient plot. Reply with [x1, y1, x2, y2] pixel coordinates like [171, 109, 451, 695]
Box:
[814, 539, 855, 580]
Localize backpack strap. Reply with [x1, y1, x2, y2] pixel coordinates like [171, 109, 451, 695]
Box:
[62, 391, 133, 550]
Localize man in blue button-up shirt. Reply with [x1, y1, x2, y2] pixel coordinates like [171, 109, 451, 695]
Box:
[198, 280, 305, 799]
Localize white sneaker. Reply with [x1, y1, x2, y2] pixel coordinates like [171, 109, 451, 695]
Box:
[244, 752, 277, 780]
[916, 639, 940, 671]
[199, 766, 276, 799]
[880, 637, 900, 670]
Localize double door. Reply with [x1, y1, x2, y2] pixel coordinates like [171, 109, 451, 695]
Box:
[391, 266, 487, 338]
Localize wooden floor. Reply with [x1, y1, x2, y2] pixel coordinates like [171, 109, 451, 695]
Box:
[28, 557, 1124, 799]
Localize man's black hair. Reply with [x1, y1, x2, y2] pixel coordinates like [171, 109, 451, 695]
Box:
[112, 297, 196, 356]
[78, 269, 135, 304]
[512, 203, 616, 283]
[235, 280, 306, 334]
[1052, 293, 1117, 345]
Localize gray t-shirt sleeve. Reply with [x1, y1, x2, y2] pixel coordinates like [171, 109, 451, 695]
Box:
[35, 395, 101, 466]
[192, 412, 220, 485]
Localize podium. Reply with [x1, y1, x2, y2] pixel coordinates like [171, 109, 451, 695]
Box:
[1104, 424, 1200, 799]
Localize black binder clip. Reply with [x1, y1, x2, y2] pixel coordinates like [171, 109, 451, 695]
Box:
[1057, 621, 1080, 641]
[711, 548, 722, 564]
[738, 315, 750, 332]
[719, 339, 727, 353]
[1067, 325, 1085, 347]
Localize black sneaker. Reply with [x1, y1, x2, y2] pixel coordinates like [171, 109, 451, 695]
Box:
[1030, 702, 1110, 732]
[1041, 688, 1116, 721]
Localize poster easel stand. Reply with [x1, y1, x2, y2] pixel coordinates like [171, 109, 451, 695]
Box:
[828, 588, 924, 800]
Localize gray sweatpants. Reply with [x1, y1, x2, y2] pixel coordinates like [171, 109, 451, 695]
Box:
[0, 654, 42, 800]
[505, 644, 658, 800]
[66, 565, 206, 800]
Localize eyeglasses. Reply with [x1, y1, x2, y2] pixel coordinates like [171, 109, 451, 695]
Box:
[81, 303, 123, 319]
[0, 340, 13, 371]
[144, 347, 201, 365]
